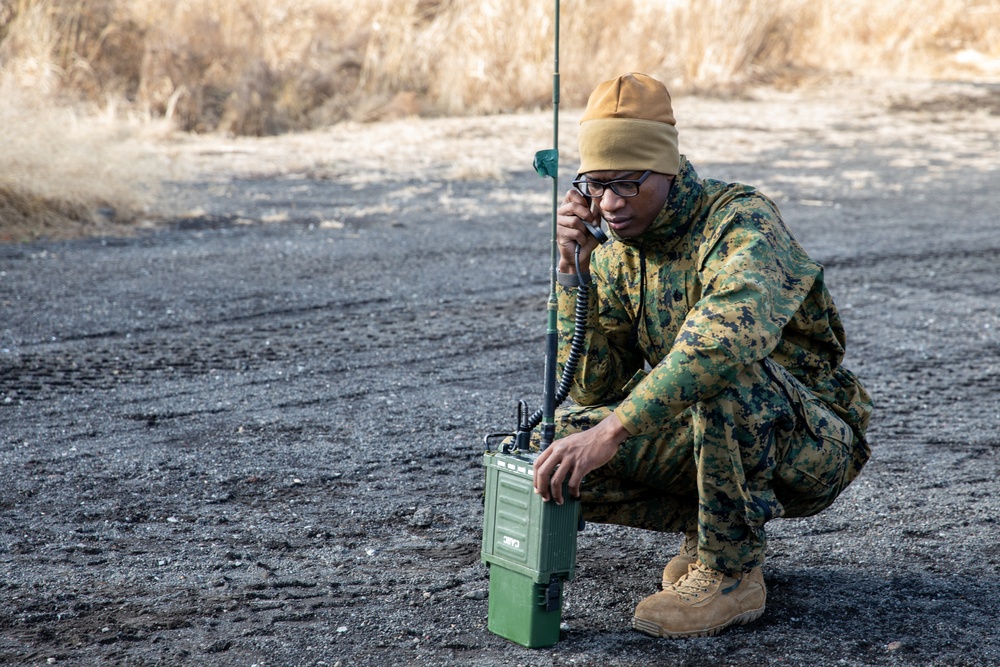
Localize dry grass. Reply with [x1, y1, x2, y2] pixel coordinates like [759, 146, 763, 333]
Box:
[1, 0, 998, 240]
[4, 0, 999, 131]
[0, 85, 164, 241]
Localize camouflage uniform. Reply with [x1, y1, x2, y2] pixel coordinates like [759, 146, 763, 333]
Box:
[555, 157, 873, 574]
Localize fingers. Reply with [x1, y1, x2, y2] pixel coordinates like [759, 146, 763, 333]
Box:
[558, 190, 596, 233]
[532, 445, 566, 504]
[532, 417, 626, 505]
[532, 448, 553, 500]
[567, 466, 587, 502]
[562, 187, 593, 214]
[548, 460, 567, 505]
[543, 444, 585, 504]
[556, 212, 593, 247]
[556, 191, 602, 273]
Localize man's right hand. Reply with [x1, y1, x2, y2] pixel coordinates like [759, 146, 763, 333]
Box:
[557, 189, 602, 275]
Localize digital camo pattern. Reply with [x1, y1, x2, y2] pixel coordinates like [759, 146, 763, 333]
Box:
[554, 157, 873, 573]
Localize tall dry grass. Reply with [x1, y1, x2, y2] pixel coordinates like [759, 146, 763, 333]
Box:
[0, 86, 164, 240]
[3, 0, 999, 133]
[1, 0, 998, 238]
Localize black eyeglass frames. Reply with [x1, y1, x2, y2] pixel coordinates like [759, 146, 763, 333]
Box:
[572, 170, 652, 198]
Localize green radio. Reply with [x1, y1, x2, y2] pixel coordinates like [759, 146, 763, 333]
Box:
[480, 447, 579, 647]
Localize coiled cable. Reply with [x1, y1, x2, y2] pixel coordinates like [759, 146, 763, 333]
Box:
[525, 243, 590, 430]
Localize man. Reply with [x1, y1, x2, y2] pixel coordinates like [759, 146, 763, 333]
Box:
[531, 73, 873, 639]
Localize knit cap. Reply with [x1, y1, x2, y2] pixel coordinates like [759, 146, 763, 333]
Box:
[577, 72, 680, 175]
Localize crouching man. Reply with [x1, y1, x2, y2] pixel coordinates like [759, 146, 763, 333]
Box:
[533, 73, 873, 638]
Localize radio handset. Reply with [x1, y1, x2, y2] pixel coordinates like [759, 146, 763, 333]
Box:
[578, 194, 608, 245]
[581, 219, 608, 244]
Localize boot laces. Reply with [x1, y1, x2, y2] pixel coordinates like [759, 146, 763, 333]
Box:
[679, 533, 698, 558]
[672, 564, 723, 602]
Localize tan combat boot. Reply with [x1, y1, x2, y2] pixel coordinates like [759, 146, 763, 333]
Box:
[633, 563, 766, 638]
[660, 532, 698, 589]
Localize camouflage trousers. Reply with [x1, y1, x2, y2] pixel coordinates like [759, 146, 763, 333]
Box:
[556, 359, 860, 574]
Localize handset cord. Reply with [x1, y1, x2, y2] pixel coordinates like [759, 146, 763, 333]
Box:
[524, 242, 591, 430]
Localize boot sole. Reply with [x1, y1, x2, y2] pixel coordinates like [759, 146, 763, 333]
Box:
[632, 604, 765, 639]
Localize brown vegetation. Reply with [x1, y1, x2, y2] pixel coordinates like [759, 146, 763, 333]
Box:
[1, 0, 998, 240]
[0, 87, 164, 241]
[4, 0, 999, 133]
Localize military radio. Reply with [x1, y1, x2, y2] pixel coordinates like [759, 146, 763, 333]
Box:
[480, 425, 580, 647]
[479, 0, 608, 646]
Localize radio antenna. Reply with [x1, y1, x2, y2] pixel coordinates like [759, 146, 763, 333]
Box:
[532, 0, 561, 450]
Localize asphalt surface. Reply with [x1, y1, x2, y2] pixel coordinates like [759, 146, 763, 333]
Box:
[1, 84, 999, 666]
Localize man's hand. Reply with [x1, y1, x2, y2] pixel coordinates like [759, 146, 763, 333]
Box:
[533, 413, 631, 505]
[557, 189, 602, 275]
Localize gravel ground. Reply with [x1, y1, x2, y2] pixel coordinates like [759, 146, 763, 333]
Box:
[1, 79, 999, 666]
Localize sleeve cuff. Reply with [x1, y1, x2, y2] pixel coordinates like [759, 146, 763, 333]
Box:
[613, 405, 642, 436]
[557, 271, 592, 287]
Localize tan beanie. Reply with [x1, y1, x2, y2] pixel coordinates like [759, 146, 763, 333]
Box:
[578, 72, 680, 175]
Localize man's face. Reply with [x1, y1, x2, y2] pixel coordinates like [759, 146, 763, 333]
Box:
[580, 170, 674, 238]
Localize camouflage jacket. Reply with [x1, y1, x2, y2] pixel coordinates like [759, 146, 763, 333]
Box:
[557, 157, 873, 445]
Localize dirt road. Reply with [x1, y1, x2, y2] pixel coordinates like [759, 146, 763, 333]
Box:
[1, 80, 999, 666]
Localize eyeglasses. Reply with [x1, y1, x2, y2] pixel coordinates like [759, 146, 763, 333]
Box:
[572, 170, 652, 199]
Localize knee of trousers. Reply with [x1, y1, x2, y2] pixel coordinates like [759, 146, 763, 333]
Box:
[761, 360, 861, 515]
